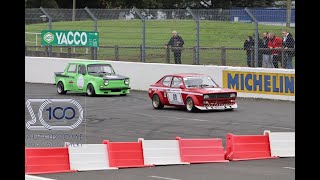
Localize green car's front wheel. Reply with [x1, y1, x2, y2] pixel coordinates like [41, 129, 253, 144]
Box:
[86, 84, 96, 97]
[57, 81, 67, 95]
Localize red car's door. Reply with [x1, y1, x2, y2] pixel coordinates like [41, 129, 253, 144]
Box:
[160, 76, 173, 105]
[166, 76, 185, 105]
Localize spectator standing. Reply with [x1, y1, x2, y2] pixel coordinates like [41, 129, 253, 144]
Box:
[166, 30, 184, 64]
[244, 36, 254, 67]
[282, 30, 295, 69]
[261, 32, 274, 68]
[256, 34, 264, 67]
[267, 33, 282, 68]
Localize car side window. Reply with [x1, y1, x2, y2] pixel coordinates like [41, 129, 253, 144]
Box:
[171, 77, 183, 88]
[78, 65, 86, 75]
[68, 64, 77, 73]
[162, 76, 172, 87]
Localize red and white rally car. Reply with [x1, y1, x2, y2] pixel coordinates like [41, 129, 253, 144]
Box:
[148, 73, 238, 112]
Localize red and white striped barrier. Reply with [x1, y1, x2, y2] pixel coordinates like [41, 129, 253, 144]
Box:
[67, 144, 117, 171]
[25, 132, 294, 175]
[225, 133, 278, 161]
[102, 140, 152, 168]
[176, 137, 228, 163]
[264, 130, 295, 157]
[25, 147, 76, 174]
[139, 138, 189, 166]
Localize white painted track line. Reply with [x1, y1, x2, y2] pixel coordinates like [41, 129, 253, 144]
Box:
[149, 175, 182, 180]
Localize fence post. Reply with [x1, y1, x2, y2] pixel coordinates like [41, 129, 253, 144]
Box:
[115, 45, 119, 61]
[85, 7, 98, 60]
[286, 0, 292, 27]
[221, 47, 226, 66]
[187, 7, 200, 65]
[245, 8, 259, 67]
[40, 7, 52, 57]
[166, 47, 170, 63]
[193, 47, 197, 64]
[133, 7, 146, 63]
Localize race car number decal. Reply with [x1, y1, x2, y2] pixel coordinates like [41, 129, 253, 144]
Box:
[167, 91, 184, 105]
[77, 75, 84, 89]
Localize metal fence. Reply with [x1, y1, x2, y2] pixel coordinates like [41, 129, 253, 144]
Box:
[25, 7, 295, 68]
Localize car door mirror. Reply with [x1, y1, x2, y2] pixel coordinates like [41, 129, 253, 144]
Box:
[179, 85, 185, 89]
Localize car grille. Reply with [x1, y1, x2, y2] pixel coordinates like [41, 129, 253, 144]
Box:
[207, 93, 231, 99]
[108, 79, 125, 86]
[111, 89, 122, 92]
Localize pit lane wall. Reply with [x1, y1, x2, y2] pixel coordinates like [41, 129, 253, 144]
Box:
[25, 57, 295, 101]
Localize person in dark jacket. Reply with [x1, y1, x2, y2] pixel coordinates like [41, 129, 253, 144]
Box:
[261, 32, 274, 68]
[256, 34, 264, 67]
[244, 36, 254, 67]
[282, 30, 295, 69]
[166, 30, 184, 64]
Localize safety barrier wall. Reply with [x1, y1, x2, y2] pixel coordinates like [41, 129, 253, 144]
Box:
[25, 57, 294, 101]
[264, 130, 295, 157]
[25, 132, 294, 175]
[102, 140, 151, 168]
[25, 147, 76, 174]
[67, 144, 117, 171]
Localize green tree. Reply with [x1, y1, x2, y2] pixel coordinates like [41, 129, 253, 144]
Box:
[196, 0, 276, 8]
[26, 0, 59, 8]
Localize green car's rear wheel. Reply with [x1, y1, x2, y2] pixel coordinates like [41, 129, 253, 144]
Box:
[86, 84, 96, 97]
[57, 81, 67, 94]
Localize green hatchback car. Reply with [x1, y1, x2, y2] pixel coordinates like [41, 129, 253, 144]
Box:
[54, 61, 130, 96]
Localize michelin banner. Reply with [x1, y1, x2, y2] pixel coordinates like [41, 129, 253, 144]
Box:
[223, 70, 294, 96]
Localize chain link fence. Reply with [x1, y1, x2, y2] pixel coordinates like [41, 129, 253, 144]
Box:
[25, 7, 295, 68]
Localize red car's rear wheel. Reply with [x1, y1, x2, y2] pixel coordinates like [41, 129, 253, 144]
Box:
[152, 94, 164, 109]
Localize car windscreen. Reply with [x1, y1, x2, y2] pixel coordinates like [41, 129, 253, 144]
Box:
[183, 76, 218, 88]
[87, 64, 115, 75]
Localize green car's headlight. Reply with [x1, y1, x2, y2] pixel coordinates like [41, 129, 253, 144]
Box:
[203, 94, 209, 99]
[230, 93, 236, 98]
[104, 80, 109, 86]
[124, 79, 129, 85]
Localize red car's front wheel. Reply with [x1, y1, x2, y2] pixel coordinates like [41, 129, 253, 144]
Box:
[152, 94, 164, 109]
[186, 97, 197, 112]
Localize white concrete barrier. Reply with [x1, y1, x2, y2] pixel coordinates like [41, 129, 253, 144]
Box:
[264, 130, 295, 157]
[139, 138, 188, 165]
[25, 56, 294, 101]
[67, 144, 117, 171]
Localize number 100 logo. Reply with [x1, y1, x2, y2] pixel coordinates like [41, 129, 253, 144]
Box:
[25, 99, 83, 131]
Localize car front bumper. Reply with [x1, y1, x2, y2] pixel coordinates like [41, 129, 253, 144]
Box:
[195, 103, 238, 110]
[96, 87, 131, 95]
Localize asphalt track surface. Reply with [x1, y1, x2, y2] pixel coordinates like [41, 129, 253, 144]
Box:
[25, 83, 295, 180]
